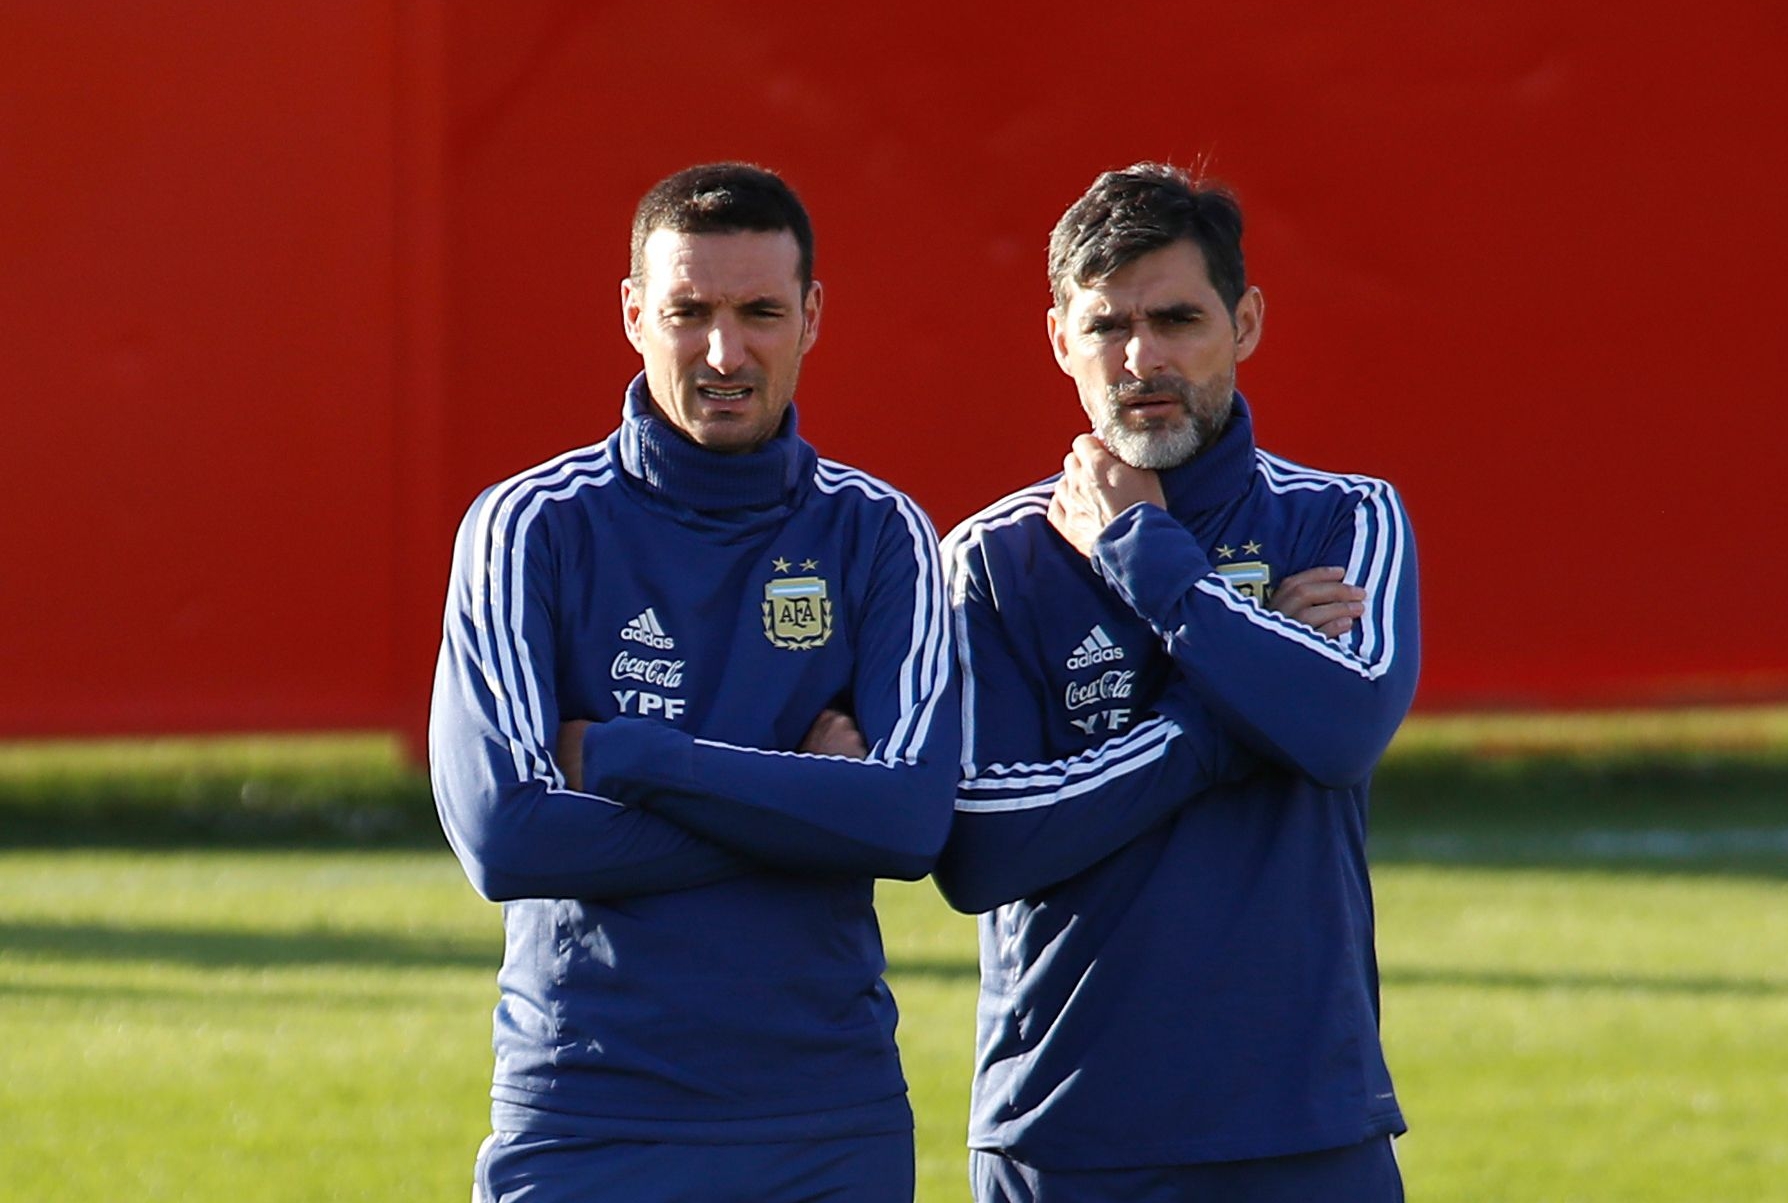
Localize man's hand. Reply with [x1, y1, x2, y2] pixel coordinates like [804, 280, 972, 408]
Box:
[799, 708, 869, 759]
[1268, 566, 1366, 638]
[1048, 434, 1166, 558]
[557, 719, 592, 791]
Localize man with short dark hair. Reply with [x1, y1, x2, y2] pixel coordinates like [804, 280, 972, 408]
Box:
[936, 161, 1420, 1201]
[430, 162, 958, 1203]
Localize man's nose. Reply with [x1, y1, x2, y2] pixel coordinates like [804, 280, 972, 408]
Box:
[706, 317, 746, 375]
[1124, 326, 1166, 379]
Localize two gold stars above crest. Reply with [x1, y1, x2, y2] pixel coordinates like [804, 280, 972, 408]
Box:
[772, 557, 819, 573]
[1214, 540, 1263, 560]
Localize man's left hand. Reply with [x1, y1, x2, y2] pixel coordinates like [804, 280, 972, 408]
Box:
[799, 708, 869, 759]
[1269, 566, 1366, 638]
[1048, 434, 1165, 558]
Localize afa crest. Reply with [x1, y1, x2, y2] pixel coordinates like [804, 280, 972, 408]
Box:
[1217, 560, 1273, 603]
[763, 573, 833, 650]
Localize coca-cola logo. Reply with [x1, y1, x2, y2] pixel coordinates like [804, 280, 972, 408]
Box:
[611, 652, 685, 689]
[1064, 669, 1135, 710]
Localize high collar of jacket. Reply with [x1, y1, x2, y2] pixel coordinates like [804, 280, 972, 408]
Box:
[1157, 391, 1258, 517]
[616, 373, 814, 513]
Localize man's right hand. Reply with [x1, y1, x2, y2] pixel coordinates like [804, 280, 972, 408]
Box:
[1048, 435, 1166, 558]
[1268, 566, 1366, 638]
[557, 719, 593, 790]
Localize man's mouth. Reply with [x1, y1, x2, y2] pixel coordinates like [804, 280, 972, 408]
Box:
[1118, 394, 1186, 424]
[697, 384, 754, 401]
[1112, 379, 1191, 420]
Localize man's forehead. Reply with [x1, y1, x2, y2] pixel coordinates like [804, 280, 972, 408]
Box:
[1068, 277, 1208, 314]
[641, 227, 804, 296]
[1066, 242, 1218, 312]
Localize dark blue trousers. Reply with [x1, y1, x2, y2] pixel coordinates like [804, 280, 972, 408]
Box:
[473, 1129, 914, 1203]
[971, 1135, 1403, 1203]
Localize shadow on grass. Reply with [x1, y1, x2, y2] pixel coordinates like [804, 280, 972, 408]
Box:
[0, 919, 496, 972]
[0, 773, 442, 850]
[4, 755, 1786, 884]
[1, 919, 982, 982]
[0, 977, 490, 1010]
[885, 955, 980, 982]
[1383, 965, 1788, 997]
[1367, 757, 1788, 881]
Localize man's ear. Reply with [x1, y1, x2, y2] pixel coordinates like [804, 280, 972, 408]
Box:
[1047, 307, 1075, 376]
[800, 280, 823, 354]
[621, 277, 645, 353]
[1233, 286, 1265, 363]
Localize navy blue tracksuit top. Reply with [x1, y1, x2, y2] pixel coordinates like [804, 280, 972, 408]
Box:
[935, 394, 1419, 1169]
[429, 376, 959, 1143]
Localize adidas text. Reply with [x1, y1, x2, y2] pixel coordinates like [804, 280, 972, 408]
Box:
[1066, 644, 1125, 670]
[620, 608, 676, 649]
[1066, 625, 1125, 670]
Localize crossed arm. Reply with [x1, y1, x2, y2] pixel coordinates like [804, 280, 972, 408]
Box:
[1051, 435, 1366, 637]
[935, 434, 1416, 913]
[1052, 434, 1418, 785]
[430, 492, 958, 903]
[556, 707, 868, 790]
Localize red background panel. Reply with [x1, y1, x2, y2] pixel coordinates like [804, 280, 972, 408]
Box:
[2, 3, 403, 733]
[2, 1, 1784, 745]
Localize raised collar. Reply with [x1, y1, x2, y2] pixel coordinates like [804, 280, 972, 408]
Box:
[615, 373, 814, 513]
[1158, 391, 1258, 517]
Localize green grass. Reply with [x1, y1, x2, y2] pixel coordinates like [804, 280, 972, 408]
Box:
[0, 849, 491, 1200]
[6, 849, 1786, 1199]
[0, 851, 978, 1201]
[2, 716, 1786, 1200]
[1379, 866, 1788, 1200]
[0, 733, 434, 846]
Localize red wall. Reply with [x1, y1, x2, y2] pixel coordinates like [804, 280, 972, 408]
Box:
[4, 1, 1785, 745]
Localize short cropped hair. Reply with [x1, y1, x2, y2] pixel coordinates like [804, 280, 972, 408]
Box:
[1047, 162, 1246, 314]
[630, 163, 815, 291]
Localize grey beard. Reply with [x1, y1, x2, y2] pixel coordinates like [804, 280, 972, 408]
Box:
[1096, 377, 1233, 471]
[1098, 413, 1206, 470]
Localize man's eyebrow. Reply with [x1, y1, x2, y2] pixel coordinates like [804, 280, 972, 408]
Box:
[1147, 302, 1205, 320]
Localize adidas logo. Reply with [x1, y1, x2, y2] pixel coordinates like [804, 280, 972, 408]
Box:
[1065, 624, 1124, 670]
[620, 607, 676, 650]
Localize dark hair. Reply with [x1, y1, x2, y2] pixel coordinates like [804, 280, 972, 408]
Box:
[1047, 162, 1246, 314]
[630, 162, 815, 291]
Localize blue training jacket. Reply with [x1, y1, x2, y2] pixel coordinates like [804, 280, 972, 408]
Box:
[429, 375, 959, 1143]
[935, 393, 1419, 1169]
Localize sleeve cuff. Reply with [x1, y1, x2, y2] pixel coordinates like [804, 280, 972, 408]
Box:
[1090, 503, 1212, 628]
[582, 717, 696, 806]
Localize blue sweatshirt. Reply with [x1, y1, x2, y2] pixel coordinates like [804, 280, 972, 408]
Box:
[429, 376, 959, 1143]
[935, 394, 1419, 1169]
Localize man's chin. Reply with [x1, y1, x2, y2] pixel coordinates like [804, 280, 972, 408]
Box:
[688, 416, 775, 456]
[1102, 423, 1203, 471]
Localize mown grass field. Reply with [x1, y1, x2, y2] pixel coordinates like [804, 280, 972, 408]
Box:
[2, 712, 1786, 1201]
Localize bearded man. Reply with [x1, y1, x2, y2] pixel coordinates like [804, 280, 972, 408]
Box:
[935, 162, 1421, 1202]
